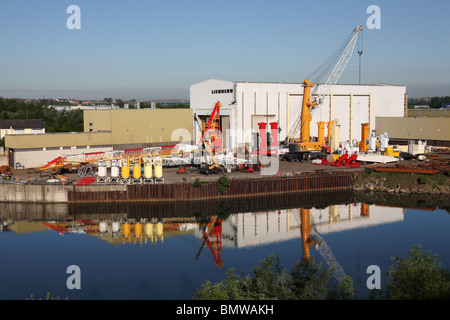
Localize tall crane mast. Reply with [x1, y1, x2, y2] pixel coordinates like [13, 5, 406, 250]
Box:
[313, 25, 363, 108]
[285, 26, 363, 160]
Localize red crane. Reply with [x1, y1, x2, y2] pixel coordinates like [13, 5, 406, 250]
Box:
[199, 101, 222, 152]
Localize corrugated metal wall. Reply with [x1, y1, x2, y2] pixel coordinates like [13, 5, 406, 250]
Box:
[68, 173, 354, 203]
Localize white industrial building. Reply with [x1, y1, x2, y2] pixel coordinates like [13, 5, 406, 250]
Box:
[190, 79, 406, 151]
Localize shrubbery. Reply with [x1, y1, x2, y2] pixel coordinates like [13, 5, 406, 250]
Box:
[194, 245, 450, 300]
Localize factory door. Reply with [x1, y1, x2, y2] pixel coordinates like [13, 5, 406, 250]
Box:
[221, 116, 230, 149]
[8, 148, 14, 168]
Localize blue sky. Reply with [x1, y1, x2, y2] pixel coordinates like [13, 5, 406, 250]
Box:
[0, 0, 449, 100]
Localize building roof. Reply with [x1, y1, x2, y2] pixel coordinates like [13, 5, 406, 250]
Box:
[0, 119, 45, 129]
[193, 78, 404, 87]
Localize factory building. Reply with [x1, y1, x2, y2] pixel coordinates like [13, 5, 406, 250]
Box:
[5, 109, 193, 169]
[376, 117, 450, 147]
[190, 79, 406, 151]
[82, 108, 193, 150]
[0, 119, 45, 139]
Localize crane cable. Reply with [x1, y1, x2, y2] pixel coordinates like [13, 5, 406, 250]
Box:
[358, 28, 363, 84]
[305, 29, 356, 84]
[288, 29, 357, 140]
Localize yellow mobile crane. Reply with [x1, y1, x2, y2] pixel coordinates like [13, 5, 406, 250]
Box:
[283, 26, 363, 161]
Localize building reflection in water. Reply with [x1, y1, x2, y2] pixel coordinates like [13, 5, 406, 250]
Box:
[1, 201, 408, 275]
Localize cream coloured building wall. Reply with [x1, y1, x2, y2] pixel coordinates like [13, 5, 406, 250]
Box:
[83, 108, 194, 145]
[5, 132, 114, 169]
[376, 117, 450, 143]
[5, 109, 194, 169]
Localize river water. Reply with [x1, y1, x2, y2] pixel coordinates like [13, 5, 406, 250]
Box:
[0, 192, 449, 300]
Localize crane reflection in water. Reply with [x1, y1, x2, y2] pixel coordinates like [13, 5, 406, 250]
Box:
[1, 199, 408, 275]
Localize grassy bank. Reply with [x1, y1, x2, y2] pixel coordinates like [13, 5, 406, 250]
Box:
[353, 170, 450, 195]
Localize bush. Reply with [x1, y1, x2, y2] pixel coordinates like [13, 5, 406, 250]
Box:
[193, 178, 208, 187]
[417, 177, 428, 184]
[385, 244, 450, 299]
[217, 175, 231, 195]
[194, 245, 450, 300]
[194, 255, 355, 300]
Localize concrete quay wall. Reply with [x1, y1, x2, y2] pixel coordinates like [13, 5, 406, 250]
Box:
[0, 184, 126, 203]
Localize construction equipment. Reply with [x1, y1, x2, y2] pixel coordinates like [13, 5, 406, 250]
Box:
[194, 113, 225, 175]
[39, 145, 184, 175]
[318, 151, 360, 168]
[176, 166, 187, 174]
[284, 26, 363, 162]
[199, 101, 222, 152]
[342, 152, 360, 167]
[284, 79, 326, 161]
[359, 123, 369, 152]
[239, 163, 259, 173]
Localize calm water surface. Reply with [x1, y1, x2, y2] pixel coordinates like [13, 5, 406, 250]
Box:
[0, 196, 449, 300]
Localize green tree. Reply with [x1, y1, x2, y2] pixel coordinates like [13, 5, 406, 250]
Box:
[385, 244, 450, 300]
[193, 255, 355, 300]
[116, 99, 124, 108]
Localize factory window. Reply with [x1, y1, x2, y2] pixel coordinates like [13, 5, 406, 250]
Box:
[46, 147, 60, 151]
[212, 89, 233, 94]
[63, 146, 71, 150]
[91, 145, 112, 148]
[76, 146, 87, 149]
[16, 148, 43, 152]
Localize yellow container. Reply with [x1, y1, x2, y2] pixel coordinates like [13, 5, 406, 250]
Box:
[144, 158, 153, 178]
[123, 223, 131, 238]
[121, 159, 130, 178]
[155, 222, 164, 242]
[134, 223, 142, 238]
[145, 223, 154, 243]
[145, 223, 154, 237]
[154, 158, 163, 179]
[133, 159, 141, 179]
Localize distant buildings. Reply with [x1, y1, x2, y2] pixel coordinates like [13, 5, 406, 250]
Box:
[0, 119, 45, 140]
[50, 105, 119, 112]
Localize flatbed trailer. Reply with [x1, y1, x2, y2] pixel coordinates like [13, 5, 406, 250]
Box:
[281, 150, 327, 162]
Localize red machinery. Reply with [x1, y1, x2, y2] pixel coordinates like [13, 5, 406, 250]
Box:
[200, 101, 222, 152]
[257, 122, 268, 156]
[177, 166, 186, 174]
[269, 122, 279, 156]
[331, 152, 360, 168]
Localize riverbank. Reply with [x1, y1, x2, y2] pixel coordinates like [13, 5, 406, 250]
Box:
[353, 170, 450, 195]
